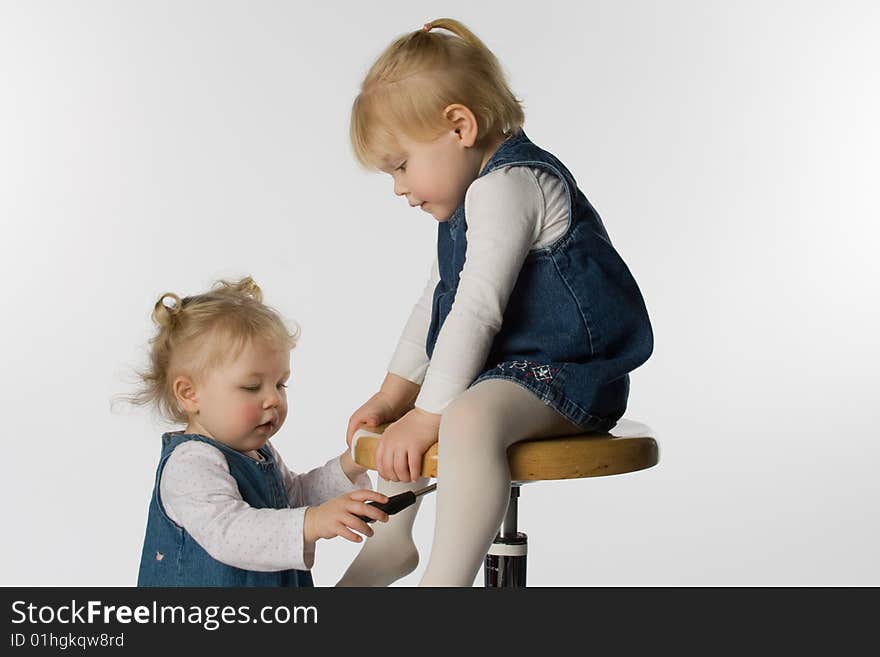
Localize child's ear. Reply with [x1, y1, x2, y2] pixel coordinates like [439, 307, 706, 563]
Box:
[173, 375, 200, 414]
[443, 104, 479, 147]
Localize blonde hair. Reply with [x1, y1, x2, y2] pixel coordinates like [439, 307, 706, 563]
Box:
[125, 276, 299, 424]
[350, 18, 524, 169]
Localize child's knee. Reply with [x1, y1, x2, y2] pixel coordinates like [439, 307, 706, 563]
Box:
[439, 396, 504, 451]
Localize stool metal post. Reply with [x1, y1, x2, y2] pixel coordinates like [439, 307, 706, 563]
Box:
[484, 485, 528, 587]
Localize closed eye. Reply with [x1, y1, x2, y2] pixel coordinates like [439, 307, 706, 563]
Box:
[242, 383, 287, 392]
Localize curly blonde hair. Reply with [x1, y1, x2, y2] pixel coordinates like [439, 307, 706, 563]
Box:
[350, 18, 524, 169]
[125, 276, 299, 424]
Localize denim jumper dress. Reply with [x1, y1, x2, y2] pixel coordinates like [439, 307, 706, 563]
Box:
[137, 432, 314, 587]
[426, 130, 653, 431]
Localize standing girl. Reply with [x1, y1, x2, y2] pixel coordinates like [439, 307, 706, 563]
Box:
[338, 19, 653, 586]
[130, 277, 389, 587]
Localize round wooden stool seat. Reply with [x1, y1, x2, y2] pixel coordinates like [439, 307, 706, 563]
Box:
[353, 418, 658, 482]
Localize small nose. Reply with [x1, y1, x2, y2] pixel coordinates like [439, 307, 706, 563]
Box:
[393, 177, 407, 197]
[263, 389, 280, 408]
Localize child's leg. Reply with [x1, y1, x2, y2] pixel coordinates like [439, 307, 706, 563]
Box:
[418, 379, 582, 587]
[335, 475, 429, 587]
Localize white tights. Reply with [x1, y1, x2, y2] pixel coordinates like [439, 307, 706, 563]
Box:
[336, 378, 581, 587]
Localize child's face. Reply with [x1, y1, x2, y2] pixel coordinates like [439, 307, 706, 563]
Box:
[184, 339, 290, 454]
[381, 129, 483, 222]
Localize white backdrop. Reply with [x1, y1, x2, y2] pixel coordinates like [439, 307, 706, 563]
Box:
[1, 0, 877, 586]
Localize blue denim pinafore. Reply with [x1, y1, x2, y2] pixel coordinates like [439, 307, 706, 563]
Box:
[426, 130, 653, 431]
[137, 432, 314, 587]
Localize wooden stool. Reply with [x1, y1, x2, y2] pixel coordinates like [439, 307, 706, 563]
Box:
[353, 418, 659, 586]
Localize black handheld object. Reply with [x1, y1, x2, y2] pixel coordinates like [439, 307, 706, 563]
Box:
[358, 484, 437, 524]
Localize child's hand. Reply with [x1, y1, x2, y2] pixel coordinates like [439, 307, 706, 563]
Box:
[374, 408, 441, 483]
[346, 374, 421, 447]
[346, 392, 398, 447]
[303, 490, 390, 544]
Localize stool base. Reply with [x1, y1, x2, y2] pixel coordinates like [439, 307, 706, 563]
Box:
[484, 532, 528, 587]
[484, 486, 528, 587]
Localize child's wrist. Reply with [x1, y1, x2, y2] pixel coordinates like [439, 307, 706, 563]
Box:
[340, 450, 367, 480]
[412, 406, 442, 425]
[303, 507, 318, 545]
[379, 372, 421, 412]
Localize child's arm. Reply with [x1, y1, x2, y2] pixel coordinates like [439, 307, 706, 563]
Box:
[386, 257, 440, 386]
[269, 442, 371, 509]
[160, 441, 317, 571]
[345, 259, 439, 447]
[340, 449, 368, 482]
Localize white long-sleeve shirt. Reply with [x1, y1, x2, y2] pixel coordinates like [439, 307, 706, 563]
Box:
[159, 440, 372, 572]
[388, 165, 571, 413]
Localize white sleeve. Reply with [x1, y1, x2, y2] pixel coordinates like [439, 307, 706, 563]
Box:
[387, 257, 440, 385]
[267, 443, 373, 509]
[415, 166, 545, 413]
[160, 441, 314, 572]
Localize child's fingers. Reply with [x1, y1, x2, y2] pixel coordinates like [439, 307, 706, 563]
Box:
[343, 513, 375, 538]
[408, 450, 422, 483]
[377, 444, 397, 482]
[347, 408, 379, 446]
[346, 416, 360, 447]
[393, 447, 410, 483]
[335, 521, 363, 543]
[374, 442, 388, 480]
[348, 490, 389, 504]
[351, 500, 389, 524]
[387, 445, 399, 481]
[347, 417, 371, 446]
